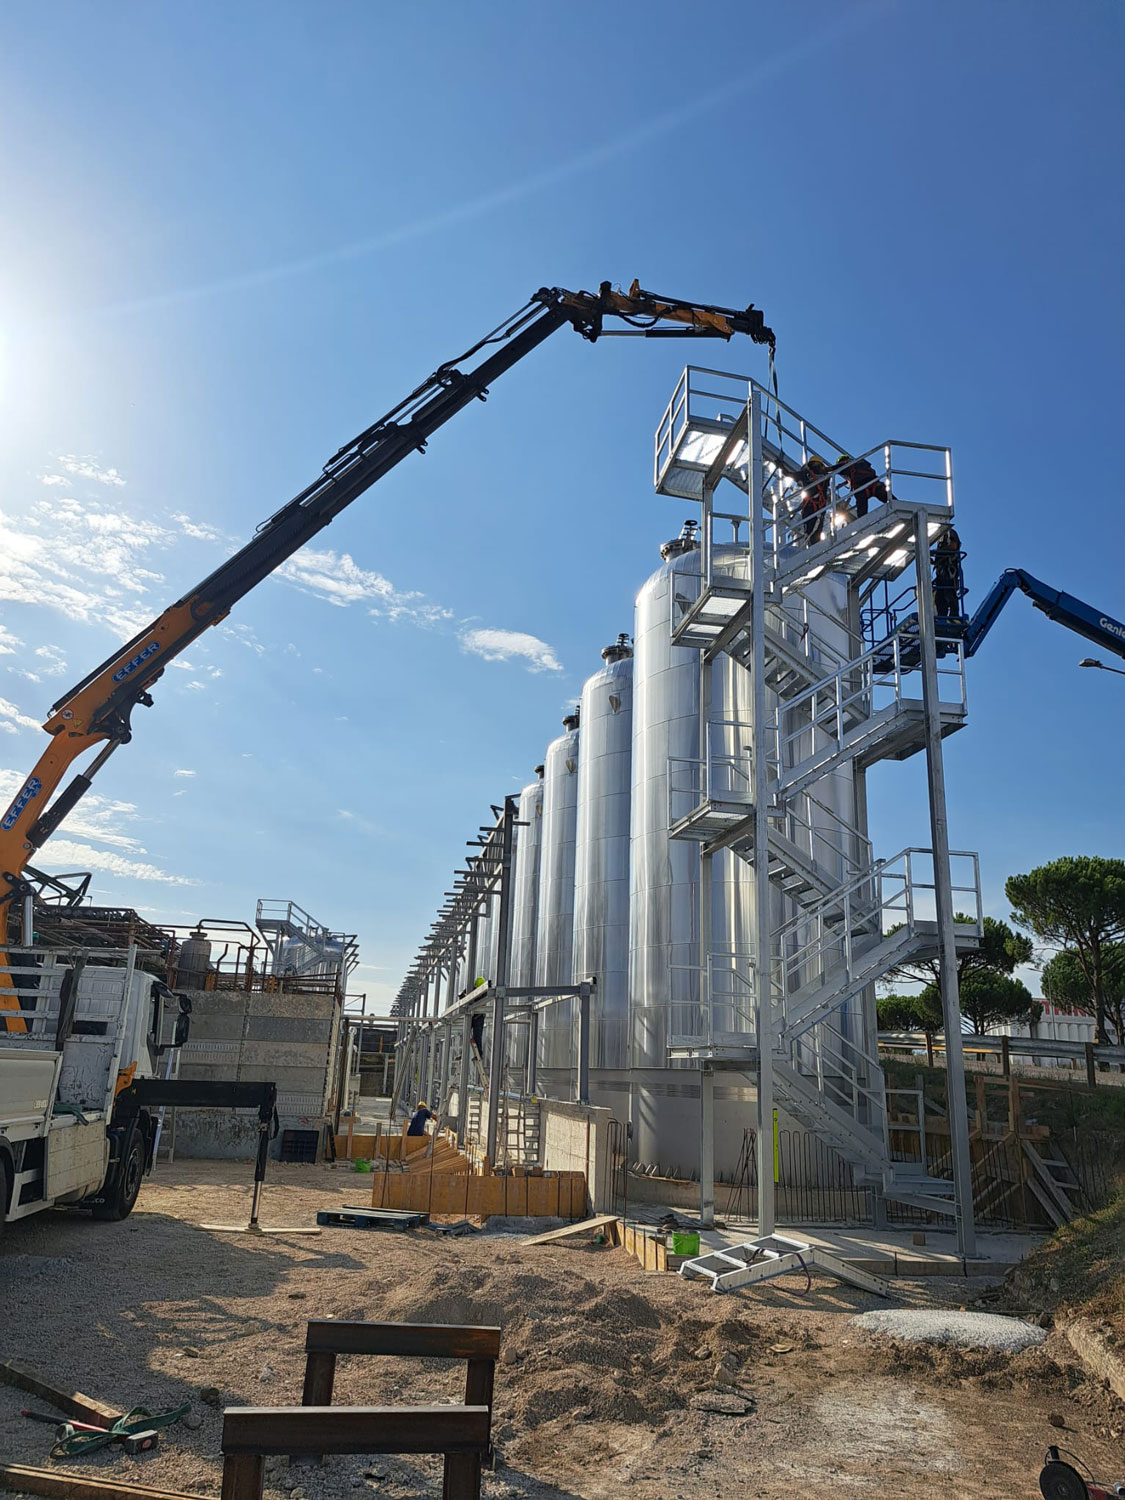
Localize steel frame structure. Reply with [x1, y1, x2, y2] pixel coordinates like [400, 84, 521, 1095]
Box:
[654, 367, 980, 1255]
[392, 797, 596, 1163]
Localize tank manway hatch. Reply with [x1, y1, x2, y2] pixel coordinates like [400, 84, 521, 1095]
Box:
[601, 634, 633, 663]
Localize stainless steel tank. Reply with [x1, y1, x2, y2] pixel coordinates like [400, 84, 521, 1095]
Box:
[534, 709, 580, 1083]
[573, 636, 633, 1103]
[507, 765, 545, 1081]
[510, 767, 545, 991]
[177, 926, 212, 986]
[628, 532, 760, 1175]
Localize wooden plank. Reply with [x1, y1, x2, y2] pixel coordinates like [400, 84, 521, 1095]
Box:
[305, 1321, 500, 1360]
[0, 1467, 198, 1500]
[221, 1405, 490, 1457]
[0, 1360, 120, 1426]
[522, 1214, 619, 1246]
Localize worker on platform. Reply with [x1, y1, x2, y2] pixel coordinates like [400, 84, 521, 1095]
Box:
[407, 1099, 433, 1136]
[834, 452, 890, 519]
[933, 524, 964, 621]
[796, 455, 832, 545]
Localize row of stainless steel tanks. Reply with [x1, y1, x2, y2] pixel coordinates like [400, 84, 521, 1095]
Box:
[455, 530, 862, 1178]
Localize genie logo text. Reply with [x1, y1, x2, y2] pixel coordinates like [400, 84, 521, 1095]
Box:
[112, 640, 161, 683]
[1099, 616, 1125, 644]
[2, 777, 43, 832]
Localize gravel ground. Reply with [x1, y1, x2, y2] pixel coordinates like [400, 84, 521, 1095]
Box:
[0, 1159, 1122, 1500]
[852, 1308, 1048, 1351]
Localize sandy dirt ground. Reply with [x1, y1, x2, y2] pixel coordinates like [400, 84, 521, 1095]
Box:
[1, 1161, 1122, 1500]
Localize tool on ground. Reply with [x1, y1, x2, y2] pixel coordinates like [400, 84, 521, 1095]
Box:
[50, 1403, 190, 1459]
[1039, 1446, 1125, 1499]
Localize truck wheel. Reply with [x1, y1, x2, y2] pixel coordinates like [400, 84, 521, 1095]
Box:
[92, 1130, 144, 1221]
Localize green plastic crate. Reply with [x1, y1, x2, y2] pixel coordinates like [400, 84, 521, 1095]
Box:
[671, 1230, 700, 1257]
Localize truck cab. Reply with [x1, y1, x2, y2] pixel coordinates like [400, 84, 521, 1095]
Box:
[0, 945, 189, 1228]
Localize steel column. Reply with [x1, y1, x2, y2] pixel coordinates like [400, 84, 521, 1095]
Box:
[750, 387, 775, 1238]
[456, 1013, 472, 1147]
[576, 982, 590, 1105]
[485, 798, 517, 1163]
[700, 1064, 715, 1226]
[698, 502, 716, 1228]
[912, 510, 976, 1257]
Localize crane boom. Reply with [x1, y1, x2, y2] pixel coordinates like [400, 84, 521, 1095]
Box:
[963, 568, 1125, 660]
[0, 280, 773, 1020]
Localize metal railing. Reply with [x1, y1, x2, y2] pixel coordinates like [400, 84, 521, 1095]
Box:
[0, 944, 138, 1041]
[654, 370, 953, 569]
[770, 847, 981, 1020]
[787, 1010, 890, 1149]
[770, 626, 967, 790]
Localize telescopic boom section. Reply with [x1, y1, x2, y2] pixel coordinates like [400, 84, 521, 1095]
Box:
[0, 280, 772, 1015]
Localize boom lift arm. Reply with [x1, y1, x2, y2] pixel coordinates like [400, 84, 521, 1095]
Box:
[0, 280, 773, 1010]
[963, 568, 1125, 660]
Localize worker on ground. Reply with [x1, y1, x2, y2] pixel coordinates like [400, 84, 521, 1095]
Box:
[796, 455, 832, 545]
[470, 1012, 485, 1058]
[407, 1099, 433, 1136]
[834, 452, 889, 519]
[933, 524, 964, 621]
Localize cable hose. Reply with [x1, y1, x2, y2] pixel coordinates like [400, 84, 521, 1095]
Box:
[51, 1403, 191, 1459]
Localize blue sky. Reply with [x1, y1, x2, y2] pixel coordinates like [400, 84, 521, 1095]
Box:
[0, 1, 1121, 1012]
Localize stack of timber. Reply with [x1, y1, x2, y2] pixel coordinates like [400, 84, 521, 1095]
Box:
[370, 1166, 586, 1220]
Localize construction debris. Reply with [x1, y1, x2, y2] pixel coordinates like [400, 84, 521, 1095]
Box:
[315, 1208, 428, 1231]
[0, 1363, 120, 1430]
[522, 1215, 619, 1247]
[0, 1466, 198, 1500]
[852, 1308, 1046, 1351]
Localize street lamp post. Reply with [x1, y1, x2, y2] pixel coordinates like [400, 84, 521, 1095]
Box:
[1079, 658, 1125, 678]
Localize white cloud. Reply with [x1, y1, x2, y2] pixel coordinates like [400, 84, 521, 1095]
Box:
[40, 838, 196, 885]
[0, 696, 42, 733]
[0, 625, 22, 656]
[173, 768, 196, 778]
[459, 627, 563, 673]
[278, 546, 452, 625]
[38, 475, 67, 487]
[0, 768, 146, 852]
[172, 512, 222, 543]
[57, 455, 126, 486]
[183, 681, 205, 692]
[33, 644, 67, 675]
[0, 498, 170, 637]
[220, 621, 265, 654]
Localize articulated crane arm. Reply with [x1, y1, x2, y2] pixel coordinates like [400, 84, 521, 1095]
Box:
[963, 568, 1125, 661]
[0, 280, 773, 1023]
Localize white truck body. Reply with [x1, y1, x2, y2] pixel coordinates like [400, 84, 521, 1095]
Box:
[0, 947, 181, 1223]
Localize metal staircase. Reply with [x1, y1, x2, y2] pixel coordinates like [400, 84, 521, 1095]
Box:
[656, 367, 981, 1222]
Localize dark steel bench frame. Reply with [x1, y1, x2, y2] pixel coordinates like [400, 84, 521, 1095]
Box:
[221, 1404, 490, 1500]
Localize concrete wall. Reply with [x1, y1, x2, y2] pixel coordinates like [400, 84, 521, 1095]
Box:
[172, 987, 342, 1159]
[537, 1098, 615, 1213]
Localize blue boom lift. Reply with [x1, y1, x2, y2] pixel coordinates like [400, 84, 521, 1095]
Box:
[962, 568, 1125, 661]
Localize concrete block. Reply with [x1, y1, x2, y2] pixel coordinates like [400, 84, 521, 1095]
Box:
[248, 992, 338, 1020]
[246, 1016, 333, 1045]
[237, 1040, 329, 1070]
